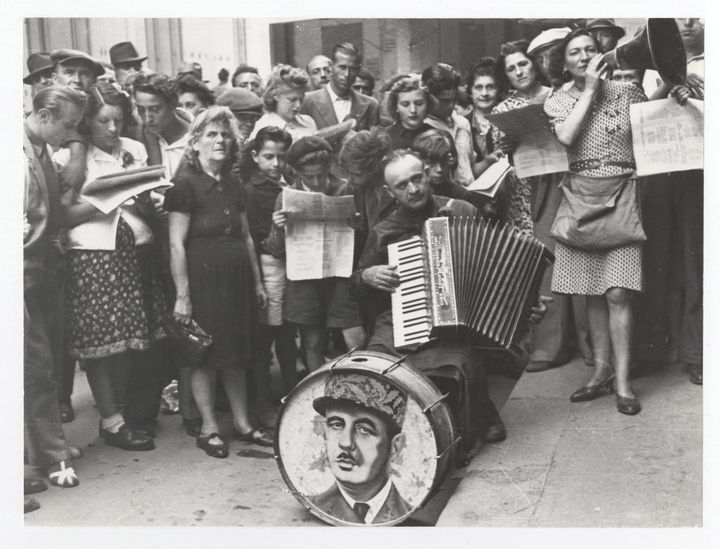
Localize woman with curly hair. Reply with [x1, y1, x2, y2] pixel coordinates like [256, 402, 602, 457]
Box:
[383, 74, 432, 151]
[165, 106, 272, 456]
[250, 64, 317, 141]
[465, 58, 505, 176]
[175, 73, 215, 118]
[54, 81, 168, 452]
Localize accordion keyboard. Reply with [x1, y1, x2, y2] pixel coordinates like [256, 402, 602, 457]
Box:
[388, 235, 432, 348]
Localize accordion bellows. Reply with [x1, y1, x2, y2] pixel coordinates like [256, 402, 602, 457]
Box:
[389, 216, 554, 351]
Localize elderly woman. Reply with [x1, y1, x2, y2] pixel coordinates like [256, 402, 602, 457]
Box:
[491, 40, 550, 238]
[249, 64, 317, 141]
[543, 29, 651, 414]
[165, 106, 272, 457]
[55, 81, 167, 452]
[383, 74, 432, 150]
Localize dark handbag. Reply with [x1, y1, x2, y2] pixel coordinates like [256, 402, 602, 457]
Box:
[161, 315, 213, 365]
[550, 171, 646, 250]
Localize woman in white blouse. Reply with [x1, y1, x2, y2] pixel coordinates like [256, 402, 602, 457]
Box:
[55, 81, 167, 451]
[249, 64, 317, 142]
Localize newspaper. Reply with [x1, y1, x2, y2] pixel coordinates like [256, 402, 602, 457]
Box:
[630, 98, 704, 176]
[83, 179, 172, 214]
[282, 188, 356, 280]
[467, 156, 511, 197]
[485, 103, 569, 178]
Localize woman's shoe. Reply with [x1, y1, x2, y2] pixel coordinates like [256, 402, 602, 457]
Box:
[570, 374, 615, 403]
[616, 395, 642, 415]
[100, 425, 155, 451]
[47, 460, 79, 488]
[234, 428, 274, 448]
[183, 418, 202, 437]
[196, 433, 229, 458]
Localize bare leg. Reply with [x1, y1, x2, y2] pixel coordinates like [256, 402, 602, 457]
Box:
[585, 295, 613, 385]
[342, 325, 367, 351]
[606, 287, 635, 398]
[220, 369, 254, 434]
[299, 325, 326, 372]
[190, 368, 220, 437]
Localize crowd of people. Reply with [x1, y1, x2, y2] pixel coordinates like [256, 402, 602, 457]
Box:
[23, 17, 704, 516]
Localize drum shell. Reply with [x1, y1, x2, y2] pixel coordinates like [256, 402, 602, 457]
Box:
[274, 350, 457, 526]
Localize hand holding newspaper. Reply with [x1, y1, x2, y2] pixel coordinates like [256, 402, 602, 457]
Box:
[81, 165, 171, 214]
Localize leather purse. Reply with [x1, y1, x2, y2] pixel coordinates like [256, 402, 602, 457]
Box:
[161, 315, 213, 365]
[550, 171, 646, 250]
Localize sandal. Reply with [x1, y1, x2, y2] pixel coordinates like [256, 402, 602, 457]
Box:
[196, 433, 229, 458]
[234, 428, 274, 448]
[47, 460, 79, 488]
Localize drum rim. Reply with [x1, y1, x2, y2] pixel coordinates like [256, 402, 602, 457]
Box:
[274, 350, 457, 527]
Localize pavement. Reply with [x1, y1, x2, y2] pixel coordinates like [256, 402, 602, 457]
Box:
[23, 356, 702, 530]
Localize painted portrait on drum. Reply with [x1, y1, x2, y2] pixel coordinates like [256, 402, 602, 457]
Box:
[275, 352, 452, 526]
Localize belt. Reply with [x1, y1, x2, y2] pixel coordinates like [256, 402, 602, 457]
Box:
[569, 159, 636, 172]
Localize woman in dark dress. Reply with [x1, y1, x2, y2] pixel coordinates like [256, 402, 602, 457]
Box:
[166, 106, 271, 457]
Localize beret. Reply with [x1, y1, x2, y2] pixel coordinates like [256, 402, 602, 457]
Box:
[215, 88, 263, 114]
[527, 27, 572, 56]
[286, 135, 333, 167]
[313, 371, 407, 432]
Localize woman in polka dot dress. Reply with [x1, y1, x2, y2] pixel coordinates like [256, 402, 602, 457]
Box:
[543, 28, 647, 415]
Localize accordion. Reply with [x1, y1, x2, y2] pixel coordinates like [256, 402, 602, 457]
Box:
[388, 216, 553, 352]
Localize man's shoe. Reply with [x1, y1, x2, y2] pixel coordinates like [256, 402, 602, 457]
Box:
[100, 425, 155, 451]
[24, 496, 40, 513]
[525, 360, 564, 373]
[688, 364, 703, 385]
[616, 395, 641, 415]
[183, 418, 202, 437]
[484, 416, 507, 443]
[24, 478, 47, 495]
[59, 402, 75, 423]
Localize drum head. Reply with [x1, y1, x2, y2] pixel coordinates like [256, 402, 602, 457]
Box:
[275, 352, 452, 526]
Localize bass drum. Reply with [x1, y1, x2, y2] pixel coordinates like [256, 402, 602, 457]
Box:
[274, 350, 458, 526]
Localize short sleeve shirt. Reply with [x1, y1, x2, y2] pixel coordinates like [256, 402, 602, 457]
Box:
[164, 164, 247, 240]
[544, 80, 647, 177]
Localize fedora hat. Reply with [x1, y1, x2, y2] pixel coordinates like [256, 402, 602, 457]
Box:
[50, 49, 104, 77]
[24, 52, 54, 84]
[109, 41, 148, 66]
[586, 18, 626, 39]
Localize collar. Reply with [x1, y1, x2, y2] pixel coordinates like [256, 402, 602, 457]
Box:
[251, 171, 286, 188]
[158, 132, 188, 150]
[263, 111, 312, 129]
[425, 114, 452, 131]
[337, 478, 394, 524]
[327, 83, 351, 103]
[687, 53, 704, 64]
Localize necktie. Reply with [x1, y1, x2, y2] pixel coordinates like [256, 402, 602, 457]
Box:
[353, 502, 370, 522]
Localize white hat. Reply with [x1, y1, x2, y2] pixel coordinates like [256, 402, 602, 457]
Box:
[528, 27, 572, 56]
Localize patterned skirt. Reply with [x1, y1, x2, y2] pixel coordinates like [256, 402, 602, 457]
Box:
[65, 218, 168, 359]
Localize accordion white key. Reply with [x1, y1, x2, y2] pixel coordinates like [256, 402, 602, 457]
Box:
[388, 216, 553, 352]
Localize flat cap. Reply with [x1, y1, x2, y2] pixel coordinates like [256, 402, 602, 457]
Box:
[286, 135, 333, 167]
[50, 49, 104, 76]
[528, 27, 572, 56]
[313, 371, 407, 432]
[215, 88, 263, 114]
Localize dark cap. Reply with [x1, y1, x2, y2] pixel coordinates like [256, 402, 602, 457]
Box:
[586, 18, 626, 39]
[215, 88, 263, 115]
[178, 61, 203, 81]
[286, 136, 333, 167]
[313, 371, 407, 432]
[109, 41, 147, 66]
[50, 49, 104, 77]
[24, 52, 54, 84]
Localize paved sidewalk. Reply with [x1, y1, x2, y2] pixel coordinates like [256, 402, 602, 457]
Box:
[437, 358, 703, 527]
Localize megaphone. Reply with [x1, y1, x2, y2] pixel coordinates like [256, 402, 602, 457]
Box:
[602, 18, 687, 86]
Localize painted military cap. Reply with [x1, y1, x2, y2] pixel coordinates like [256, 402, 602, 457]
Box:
[313, 371, 407, 432]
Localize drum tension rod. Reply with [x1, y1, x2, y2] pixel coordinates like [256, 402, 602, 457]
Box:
[380, 355, 407, 376]
[423, 392, 450, 414]
[329, 346, 358, 370]
[435, 436, 462, 460]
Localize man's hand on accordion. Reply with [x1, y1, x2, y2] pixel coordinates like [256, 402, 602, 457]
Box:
[528, 295, 553, 324]
[361, 265, 400, 292]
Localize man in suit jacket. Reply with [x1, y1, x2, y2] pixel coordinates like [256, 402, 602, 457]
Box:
[309, 371, 413, 525]
[300, 42, 380, 132]
[24, 86, 87, 494]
